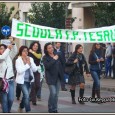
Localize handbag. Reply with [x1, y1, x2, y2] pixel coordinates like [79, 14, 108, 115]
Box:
[0, 68, 9, 93]
[29, 75, 33, 81]
[65, 64, 76, 75]
[29, 69, 33, 81]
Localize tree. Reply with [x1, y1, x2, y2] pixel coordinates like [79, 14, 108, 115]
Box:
[0, 3, 15, 39]
[91, 2, 115, 27]
[28, 2, 70, 29]
[51, 2, 66, 29]
[28, 3, 52, 27]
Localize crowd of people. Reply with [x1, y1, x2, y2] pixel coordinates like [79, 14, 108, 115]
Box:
[0, 36, 115, 113]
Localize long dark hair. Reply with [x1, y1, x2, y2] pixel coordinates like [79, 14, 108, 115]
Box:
[74, 44, 83, 53]
[44, 42, 52, 55]
[90, 43, 102, 55]
[29, 41, 42, 54]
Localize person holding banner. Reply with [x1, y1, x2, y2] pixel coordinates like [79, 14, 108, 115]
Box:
[66, 44, 90, 104]
[0, 37, 17, 113]
[29, 41, 42, 105]
[43, 42, 64, 113]
[88, 43, 104, 104]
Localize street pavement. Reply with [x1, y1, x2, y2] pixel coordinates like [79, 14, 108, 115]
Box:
[85, 75, 115, 92]
[0, 76, 115, 113]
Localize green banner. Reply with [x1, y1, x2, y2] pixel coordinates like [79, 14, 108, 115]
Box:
[11, 18, 115, 43]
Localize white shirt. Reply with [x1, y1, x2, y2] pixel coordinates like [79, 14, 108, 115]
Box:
[105, 45, 112, 57]
[15, 56, 38, 84]
[0, 44, 17, 79]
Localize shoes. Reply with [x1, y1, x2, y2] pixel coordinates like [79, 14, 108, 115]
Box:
[79, 101, 85, 104]
[32, 102, 37, 105]
[53, 110, 58, 113]
[48, 110, 58, 113]
[61, 88, 67, 91]
[48, 110, 53, 113]
[72, 98, 76, 104]
[18, 107, 23, 113]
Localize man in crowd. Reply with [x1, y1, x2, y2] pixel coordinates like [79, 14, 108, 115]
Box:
[105, 43, 112, 78]
[54, 42, 67, 91]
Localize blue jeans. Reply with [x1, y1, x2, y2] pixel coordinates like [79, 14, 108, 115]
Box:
[18, 82, 31, 112]
[90, 70, 101, 90]
[1, 80, 14, 113]
[37, 79, 43, 98]
[105, 57, 112, 77]
[48, 79, 60, 112]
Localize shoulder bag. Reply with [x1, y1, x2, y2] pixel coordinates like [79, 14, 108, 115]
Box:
[0, 68, 9, 93]
[65, 64, 76, 75]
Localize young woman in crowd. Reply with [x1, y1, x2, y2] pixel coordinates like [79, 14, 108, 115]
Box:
[15, 46, 37, 112]
[0, 37, 17, 113]
[66, 44, 90, 104]
[29, 41, 42, 105]
[88, 43, 104, 104]
[43, 42, 64, 113]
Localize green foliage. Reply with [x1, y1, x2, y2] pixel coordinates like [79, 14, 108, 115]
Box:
[91, 2, 115, 27]
[28, 3, 52, 27]
[0, 3, 15, 39]
[28, 2, 68, 29]
[51, 2, 66, 29]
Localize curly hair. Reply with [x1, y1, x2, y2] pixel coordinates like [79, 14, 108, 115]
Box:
[44, 42, 52, 55]
[74, 44, 83, 53]
[29, 41, 42, 54]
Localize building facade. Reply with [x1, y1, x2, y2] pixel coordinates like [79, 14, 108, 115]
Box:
[5, 2, 20, 49]
[70, 2, 95, 61]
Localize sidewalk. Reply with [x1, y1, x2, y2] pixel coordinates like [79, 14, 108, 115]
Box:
[85, 76, 115, 92]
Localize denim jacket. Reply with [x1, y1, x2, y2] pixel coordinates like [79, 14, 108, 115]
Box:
[89, 52, 103, 71]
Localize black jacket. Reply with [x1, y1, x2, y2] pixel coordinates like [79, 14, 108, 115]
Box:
[66, 52, 89, 75]
[43, 53, 64, 85]
[54, 48, 66, 67]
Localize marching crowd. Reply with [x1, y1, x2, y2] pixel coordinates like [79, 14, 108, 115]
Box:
[0, 36, 115, 113]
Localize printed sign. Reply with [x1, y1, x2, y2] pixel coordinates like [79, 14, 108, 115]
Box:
[1, 25, 11, 36]
[1, 39, 11, 46]
[11, 18, 115, 43]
